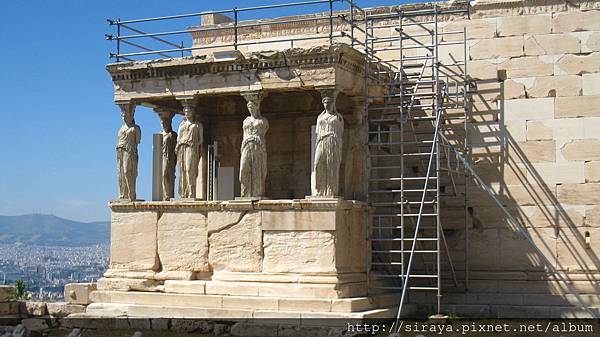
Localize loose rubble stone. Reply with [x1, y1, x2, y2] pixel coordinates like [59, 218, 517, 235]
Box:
[46, 302, 86, 318]
[171, 319, 212, 333]
[0, 286, 15, 301]
[66, 328, 82, 337]
[11, 325, 25, 337]
[22, 302, 47, 316]
[64, 283, 96, 305]
[21, 319, 48, 332]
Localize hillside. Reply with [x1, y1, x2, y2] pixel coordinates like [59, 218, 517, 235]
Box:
[0, 214, 109, 246]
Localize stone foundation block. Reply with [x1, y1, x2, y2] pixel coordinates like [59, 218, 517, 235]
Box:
[532, 117, 600, 141]
[97, 277, 161, 292]
[65, 283, 97, 305]
[110, 211, 159, 271]
[444, 18, 497, 40]
[208, 212, 263, 272]
[0, 285, 15, 301]
[504, 98, 554, 121]
[524, 34, 580, 55]
[157, 212, 209, 273]
[263, 231, 335, 273]
[164, 280, 206, 294]
[585, 162, 600, 183]
[526, 120, 552, 141]
[22, 301, 47, 316]
[498, 14, 551, 37]
[561, 140, 600, 161]
[499, 56, 554, 78]
[47, 302, 86, 318]
[557, 227, 600, 272]
[526, 162, 585, 185]
[470, 37, 524, 60]
[585, 206, 600, 226]
[222, 296, 279, 311]
[553, 11, 600, 33]
[558, 183, 600, 204]
[583, 73, 600, 95]
[512, 140, 556, 163]
[555, 96, 600, 118]
[0, 301, 19, 315]
[523, 75, 582, 98]
[556, 52, 600, 75]
[580, 31, 600, 53]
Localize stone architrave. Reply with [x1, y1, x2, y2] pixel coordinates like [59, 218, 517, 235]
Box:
[116, 102, 141, 200]
[176, 98, 203, 199]
[312, 89, 344, 198]
[159, 112, 177, 201]
[239, 92, 269, 198]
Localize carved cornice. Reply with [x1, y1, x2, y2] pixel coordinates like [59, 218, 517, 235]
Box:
[106, 44, 365, 82]
[184, 0, 597, 46]
[108, 198, 368, 212]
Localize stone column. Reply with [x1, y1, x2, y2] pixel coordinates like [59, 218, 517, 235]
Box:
[116, 101, 141, 201]
[239, 91, 269, 199]
[175, 97, 203, 199]
[312, 88, 344, 198]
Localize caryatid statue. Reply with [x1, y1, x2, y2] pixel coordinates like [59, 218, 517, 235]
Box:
[116, 103, 141, 200]
[239, 92, 269, 198]
[160, 112, 177, 201]
[312, 89, 344, 198]
[176, 99, 203, 199]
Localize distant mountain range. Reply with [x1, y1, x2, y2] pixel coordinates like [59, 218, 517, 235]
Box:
[0, 214, 109, 246]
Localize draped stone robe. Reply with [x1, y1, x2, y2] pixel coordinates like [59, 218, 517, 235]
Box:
[116, 123, 141, 200]
[239, 116, 269, 197]
[176, 120, 202, 198]
[313, 111, 344, 197]
[161, 130, 177, 200]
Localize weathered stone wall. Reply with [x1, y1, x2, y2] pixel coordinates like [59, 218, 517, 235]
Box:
[105, 200, 368, 296]
[191, 0, 600, 301]
[457, 2, 600, 283]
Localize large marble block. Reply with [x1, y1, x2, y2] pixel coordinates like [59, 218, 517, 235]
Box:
[263, 231, 336, 273]
[208, 211, 263, 272]
[110, 211, 159, 271]
[157, 211, 209, 274]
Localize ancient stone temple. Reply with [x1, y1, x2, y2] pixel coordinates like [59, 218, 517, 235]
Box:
[83, 0, 600, 320]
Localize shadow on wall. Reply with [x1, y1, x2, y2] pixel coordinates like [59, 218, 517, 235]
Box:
[463, 77, 600, 301]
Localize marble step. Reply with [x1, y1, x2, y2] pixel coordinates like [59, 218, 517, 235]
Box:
[90, 290, 405, 314]
[81, 302, 418, 320]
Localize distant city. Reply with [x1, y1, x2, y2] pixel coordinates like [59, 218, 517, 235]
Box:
[0, 243, 109, 301]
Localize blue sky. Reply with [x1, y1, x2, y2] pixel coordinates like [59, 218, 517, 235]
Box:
[0, 0, 426, 222]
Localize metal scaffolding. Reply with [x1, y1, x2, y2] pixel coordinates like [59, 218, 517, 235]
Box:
[362, 3, 471, 319]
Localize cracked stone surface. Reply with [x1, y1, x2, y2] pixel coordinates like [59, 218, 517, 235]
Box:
[208, 211, 263, 272]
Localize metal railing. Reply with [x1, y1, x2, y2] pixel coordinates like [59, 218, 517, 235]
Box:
[106, 0, 367, 62]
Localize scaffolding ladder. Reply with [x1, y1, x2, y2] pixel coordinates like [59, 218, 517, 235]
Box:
[364, 3, 471, 318]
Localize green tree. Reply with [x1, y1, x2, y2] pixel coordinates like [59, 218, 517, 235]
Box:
[11, 279, 29, 300]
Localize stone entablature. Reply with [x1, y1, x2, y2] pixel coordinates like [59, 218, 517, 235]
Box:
[106, 44, 366, 104]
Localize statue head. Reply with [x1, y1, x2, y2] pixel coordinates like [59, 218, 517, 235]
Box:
[322, 96, 335, 114]
[183, 107, 194, 123]
[160, 116, 172, 132]
[247, 99, 260, 118]
[121, 110, 134, 126]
